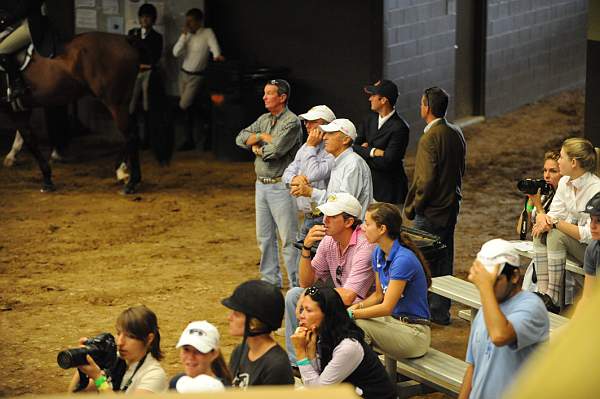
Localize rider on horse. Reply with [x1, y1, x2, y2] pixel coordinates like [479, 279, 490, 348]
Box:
[0, 0, 47, 102]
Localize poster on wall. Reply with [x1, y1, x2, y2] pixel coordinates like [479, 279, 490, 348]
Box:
[75, 8, 98, 29]
[75, 0, 96, 7]
[102, 0, 119, 15]
[107, 16, 124, 34]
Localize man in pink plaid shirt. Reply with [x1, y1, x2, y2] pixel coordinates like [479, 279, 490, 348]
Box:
[284, 192, 375, 367]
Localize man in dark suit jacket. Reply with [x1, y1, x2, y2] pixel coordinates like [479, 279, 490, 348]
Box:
[404, 86, 466, 325]
[353, 80, 410, 204]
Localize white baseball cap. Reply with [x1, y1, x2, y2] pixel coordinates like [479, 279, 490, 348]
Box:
[299, 105, 336, 123]
[176, 374, 225, 393]
[319, 118, 357, 141]
[176, 321, 220, 353]
[476, 239, 520, 275]
[317, 192, 362, 218]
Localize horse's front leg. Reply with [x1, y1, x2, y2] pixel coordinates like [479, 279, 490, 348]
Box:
[17, 119, 55, 192]
[111, 105, 140, 194]
[3, 130, 24, 167]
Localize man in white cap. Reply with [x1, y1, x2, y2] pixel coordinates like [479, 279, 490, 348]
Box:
[283, 105, 336, 240]
[291, 118, 373, 220]
[170, 321, 228, 392]
[284, 192, 375, 368]
[459, 239, 549, 399]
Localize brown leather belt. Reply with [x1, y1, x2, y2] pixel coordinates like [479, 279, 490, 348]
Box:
[392, 315, 431, 326]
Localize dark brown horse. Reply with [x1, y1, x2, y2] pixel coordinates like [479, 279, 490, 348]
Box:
[3, 31, 147, 194]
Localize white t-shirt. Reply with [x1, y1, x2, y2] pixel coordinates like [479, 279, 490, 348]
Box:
[172, 28, 221, 73]
[120, 354, 168, 393]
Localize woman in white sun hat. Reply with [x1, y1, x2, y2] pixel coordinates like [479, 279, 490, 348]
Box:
[169, 320, 232, 392]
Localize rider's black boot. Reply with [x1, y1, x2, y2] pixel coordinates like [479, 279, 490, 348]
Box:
[0, 55, 26, 100]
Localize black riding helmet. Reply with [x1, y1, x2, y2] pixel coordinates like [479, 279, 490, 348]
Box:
[138, 3, 157, 22]
[221, 279, 284, 334]
[584, 192, 600, 217]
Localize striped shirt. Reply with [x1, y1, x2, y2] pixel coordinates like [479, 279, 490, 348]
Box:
[311, 228, 375, 302]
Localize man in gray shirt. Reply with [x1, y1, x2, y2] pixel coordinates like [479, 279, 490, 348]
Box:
[235, 79, 302, 288]
[283, 105, 336, 240]
[291, 118, 373, 220]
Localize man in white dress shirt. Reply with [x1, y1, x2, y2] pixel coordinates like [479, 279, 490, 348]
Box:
[172, 8, 223, 151]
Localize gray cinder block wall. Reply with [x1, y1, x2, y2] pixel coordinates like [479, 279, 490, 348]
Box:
[384, 0, 588, 136]
[485, 0, 587, 116]
[383, 0, 456, 136]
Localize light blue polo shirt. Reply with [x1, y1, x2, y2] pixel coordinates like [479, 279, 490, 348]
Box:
[466, 291, 549, 399]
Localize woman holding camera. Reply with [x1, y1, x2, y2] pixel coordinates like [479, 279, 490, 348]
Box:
[291, 287, 396, 399]
[169, 320, 232, 392]
[347, 202, 431, 361]
[516, 150, 562, 238]
[68, 305, 168, 394]
[532, 138, 600, 312]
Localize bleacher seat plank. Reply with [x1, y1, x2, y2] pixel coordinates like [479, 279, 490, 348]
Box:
[431, 275, 568, 332]
[394, 348, 466, 397]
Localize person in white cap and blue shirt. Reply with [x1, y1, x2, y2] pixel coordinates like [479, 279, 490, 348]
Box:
[459, 239, 549, 399]
[170, 321, 232, 392]
[291, 118, 373, 220]
[283, 105, 336, 240]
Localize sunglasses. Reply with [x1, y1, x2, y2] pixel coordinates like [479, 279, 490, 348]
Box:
[335, 265, 343, 286]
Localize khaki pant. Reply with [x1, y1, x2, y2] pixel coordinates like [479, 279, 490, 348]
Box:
[177, 71, 203, 110]
[0, 20, 31, 55]
[129, 70, 151, 114]
[356, 316, 431, 360]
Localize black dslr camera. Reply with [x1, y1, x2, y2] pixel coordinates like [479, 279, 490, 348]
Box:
[517, 179, 553, 195]
[57, 333, 118, 370]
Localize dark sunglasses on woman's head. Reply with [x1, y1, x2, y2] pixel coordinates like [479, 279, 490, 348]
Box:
[306, 286, 320, 297]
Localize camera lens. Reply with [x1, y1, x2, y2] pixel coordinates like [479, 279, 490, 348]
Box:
[57, 347, 90, 369]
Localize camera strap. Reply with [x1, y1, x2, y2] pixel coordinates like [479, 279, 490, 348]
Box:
[120, 353, 147, 392]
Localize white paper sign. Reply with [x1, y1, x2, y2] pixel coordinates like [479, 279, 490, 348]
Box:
[102, 0, 119, 15]
[75, 0, 96, 7]
[75, 8, 98, 29]
[107, 16, 124, 34]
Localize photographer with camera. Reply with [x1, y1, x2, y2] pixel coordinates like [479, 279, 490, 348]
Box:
[516, 151, 561, 239]
[531, 138, 600, 312]
[63, 305, 167, 394]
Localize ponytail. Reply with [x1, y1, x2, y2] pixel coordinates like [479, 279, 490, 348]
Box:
[399, 232, 432, 288]
[367, 202, 432, 287]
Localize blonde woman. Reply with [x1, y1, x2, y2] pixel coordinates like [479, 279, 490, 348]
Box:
[532, 138, 600, 312]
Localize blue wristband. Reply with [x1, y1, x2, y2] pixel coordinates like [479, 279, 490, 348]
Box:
[347, 309, 354, 319]
[297, 358, 311, 366]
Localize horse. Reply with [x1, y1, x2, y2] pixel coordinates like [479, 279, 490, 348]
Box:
[1, 31, 169, 194]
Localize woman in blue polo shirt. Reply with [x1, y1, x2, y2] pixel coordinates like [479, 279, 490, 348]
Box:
[349, 202, 431, 360]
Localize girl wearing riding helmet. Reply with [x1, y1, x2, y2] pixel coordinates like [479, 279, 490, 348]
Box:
[291, 287, 396, 399]
[516, 150, 562, 238]
[68, 305, 167, 394]
[169, 320, 232, 392]
[222, 280, 294, 388]
[532, 138, 600, 312]
[348, 202, 432, 361]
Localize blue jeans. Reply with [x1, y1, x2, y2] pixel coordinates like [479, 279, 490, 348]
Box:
[298, 214, 324, 241]
[413, 213, 456, 323]
[284, 286, 304, 365]
[255, 181, 299, 288]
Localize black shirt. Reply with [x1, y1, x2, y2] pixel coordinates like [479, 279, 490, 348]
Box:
[229, 344, 294, 388]
[127, 27, 163, 67]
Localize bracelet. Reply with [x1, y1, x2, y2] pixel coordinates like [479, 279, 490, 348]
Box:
[301, 253, 311, 259]
[302, 245, 312, 251]
[94, 375, 107, 389]
[347, 309, 354, 319]
[526, 203, 534, 212]
[297, 358, 311, 366]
